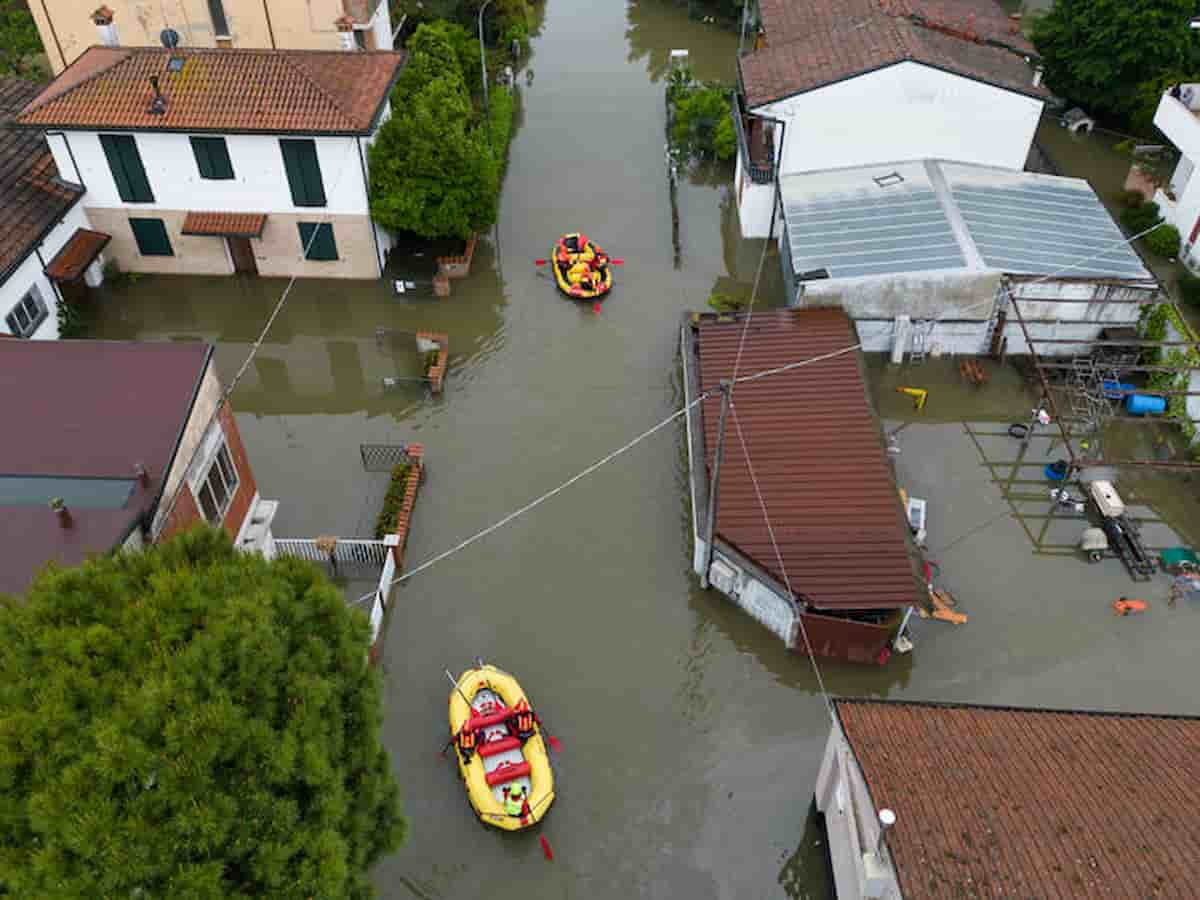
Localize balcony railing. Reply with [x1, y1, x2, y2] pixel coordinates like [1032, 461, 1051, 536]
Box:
[732, 94, 776, 185]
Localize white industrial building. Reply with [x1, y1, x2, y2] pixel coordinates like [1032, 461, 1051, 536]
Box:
[777, 159, 1157, 357]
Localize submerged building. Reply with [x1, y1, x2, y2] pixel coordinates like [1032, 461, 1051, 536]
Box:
[818, 698, 1200, 898]
[681, 308, 922, 664]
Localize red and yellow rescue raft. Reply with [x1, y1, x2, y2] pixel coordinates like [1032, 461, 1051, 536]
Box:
[551, 232, 613, 300]
[449, 663, 555, 831]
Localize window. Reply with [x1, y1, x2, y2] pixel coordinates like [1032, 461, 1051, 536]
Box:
[100, 134, 153, 203]
[208, 0, 229, 37]
[190, 136, 234, 179]
[298, 222, 338, 261]
[129, 217, 174, 256]
[5, 286, 47, 338]
[279, 139, 326, 207]
[195, 444, 239, 524]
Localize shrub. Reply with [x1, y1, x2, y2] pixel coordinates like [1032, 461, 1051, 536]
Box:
[375, 463, 413, 538]
[1178, 271, 1200, 306]
[1120, 201, 1162, 235]
[488, 85, 515, 170]
[1144, 223, 1181, 258]
[1114, 188, 1148, 209]
[672, 85, 735, 161]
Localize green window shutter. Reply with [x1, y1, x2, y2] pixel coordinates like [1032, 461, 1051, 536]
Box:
[280, 139, 326, 207]
[190, 136, 234, 179]
[129, 217, 173, 256]
[100, 134, 153, 202]
[298, 222, 337, 261]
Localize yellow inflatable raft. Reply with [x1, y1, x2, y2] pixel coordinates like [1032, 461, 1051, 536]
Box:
[551, 232, 613, 300]
[449, 663, 555, 831]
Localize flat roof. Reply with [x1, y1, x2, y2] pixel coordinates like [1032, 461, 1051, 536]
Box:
[781, 160, 1151, 282]
[0, 340, 210, 595]
[693, 309, 920, 611]
[834, 698, 1200, 899]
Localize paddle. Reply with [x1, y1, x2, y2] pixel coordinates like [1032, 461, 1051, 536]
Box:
[540, 835, 554, 861]
[534, 259, 547, 266]
[534, 713, 562, 752]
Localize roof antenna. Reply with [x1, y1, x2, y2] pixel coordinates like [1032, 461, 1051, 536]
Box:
[147, 75, 166, 115]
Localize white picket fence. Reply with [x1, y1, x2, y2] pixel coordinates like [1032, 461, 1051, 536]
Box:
[274, 538, 391, 567]
[276, 536, 398, 648]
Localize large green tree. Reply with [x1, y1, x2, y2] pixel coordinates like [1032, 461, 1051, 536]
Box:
[370, 24, 498, 238]
[0, 527, 404, 898]
[0, 0, 44, 79]
[1032, 0, 1200, 127]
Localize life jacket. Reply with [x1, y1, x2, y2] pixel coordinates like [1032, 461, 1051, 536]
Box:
[505, 789, 526, 816]
[457, 725, 477, 761]
[513, 699, 535, 740]
[568, 261, 590, 284]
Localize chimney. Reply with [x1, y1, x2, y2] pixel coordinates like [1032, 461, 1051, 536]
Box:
[876, 808, 896, 857]
[92, 5, 118, 47]
[147, 75, 166, 115]
[335, 15, 357, 51]
[133, 461, 149, 487]
[1032, 65, 1044, 88]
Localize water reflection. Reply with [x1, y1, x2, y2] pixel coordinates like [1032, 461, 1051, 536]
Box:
[778, 802, 835, 900]
[625, 0, 739, 83]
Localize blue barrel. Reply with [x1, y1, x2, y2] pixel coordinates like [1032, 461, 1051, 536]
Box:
[1103, 380, 1136, 400]
[1126, 393, 1167, 415]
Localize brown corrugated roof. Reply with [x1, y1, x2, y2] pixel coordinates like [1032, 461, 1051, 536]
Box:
[17, 46, 405, 134]
[182, 211, 266, 237]
[0, 76, 82, 281]
[742, 0, 1047, 108]
[44, 228, 110, 281]
[834, 699, 1200, 899]
[694, 309, 919, 610]
[0, 340, 211, 596]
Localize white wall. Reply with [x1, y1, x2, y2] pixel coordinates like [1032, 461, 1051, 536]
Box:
[756, 63, 1043, 177]
[0, 201, 92, 341]
[47, 131, 370, 216]
[735, 153, 778, 239]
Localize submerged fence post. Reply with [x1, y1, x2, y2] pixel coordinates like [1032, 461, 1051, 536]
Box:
[700, 380, 732, 588]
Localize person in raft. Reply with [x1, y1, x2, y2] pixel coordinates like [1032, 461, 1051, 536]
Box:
[503, 784, 530, 817]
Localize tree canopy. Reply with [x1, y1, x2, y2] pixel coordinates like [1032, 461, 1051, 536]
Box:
[0, 0, 46, 79]
[370, 23, 499, 239]
[0, 527, 405, 898]
[1032, 0, 1200, 128]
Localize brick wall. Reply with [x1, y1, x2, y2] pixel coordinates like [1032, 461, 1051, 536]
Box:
[386, 442, 424, 570]
[155, 400, 259, 543]
[416, 331, 449, 394]
[436, 233, 478, 280]
[85, 207, 234, 276]
[217, 400, 258, 540]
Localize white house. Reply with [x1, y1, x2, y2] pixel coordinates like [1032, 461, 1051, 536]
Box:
[734, 0, 1049, 237]
[1150, 84, 1200, 269]
[0, 76, 109, 341]
[17, 43, 405, 280]
[777, 158, 1158, 357]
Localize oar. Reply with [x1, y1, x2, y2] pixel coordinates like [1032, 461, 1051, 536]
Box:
[445, 668, 473, 709]
[534, 713, 562, 752]
[534, 259, 547, 266]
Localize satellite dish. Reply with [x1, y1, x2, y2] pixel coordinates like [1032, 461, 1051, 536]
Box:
[160, 28, 179, 49]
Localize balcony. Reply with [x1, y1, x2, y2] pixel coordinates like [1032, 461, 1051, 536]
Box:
[732, 94, 775, 185]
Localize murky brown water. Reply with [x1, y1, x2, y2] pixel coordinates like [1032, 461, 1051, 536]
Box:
[86, 2, 1200, 897]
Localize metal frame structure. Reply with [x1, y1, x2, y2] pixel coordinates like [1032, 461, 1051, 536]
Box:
[1005, 281, 1200, 470]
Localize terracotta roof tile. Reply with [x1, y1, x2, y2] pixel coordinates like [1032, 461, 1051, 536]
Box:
[743, 0, 1045, 108]
[694, 309, 920, 610]
[834, 699, 1200, 899]
[0, 76, 81, 281]
[181, 211, 266, 237]
[17, 47, 405, 134]
[43, 228, 110, 281]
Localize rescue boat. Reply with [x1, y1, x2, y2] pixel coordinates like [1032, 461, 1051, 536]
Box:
[551, 232, 613, 300]
[448, 663, 555, 831]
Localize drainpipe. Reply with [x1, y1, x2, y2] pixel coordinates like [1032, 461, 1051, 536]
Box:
[700, 380, 731, 588]
[39, 0, 67, 70]
[358, 136, 384, 276]
[261, 0, 277, 48]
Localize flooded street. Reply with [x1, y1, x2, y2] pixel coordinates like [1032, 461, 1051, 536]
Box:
[87, 1, 1200, 897]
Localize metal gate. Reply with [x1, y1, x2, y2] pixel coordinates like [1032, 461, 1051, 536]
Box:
[361, 443, 413, 472]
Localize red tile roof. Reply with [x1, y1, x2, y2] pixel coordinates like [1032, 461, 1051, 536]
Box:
[0, 340, 211, 596]
[694, 309, 919, 610]
[834, 699, 1200, 899]
[182, 211, 267, 237]
[742, 0, 1047, 108]
[17, 47, 405, 134]
[0, 76, 82, 280]
[43, 228, 110, 281]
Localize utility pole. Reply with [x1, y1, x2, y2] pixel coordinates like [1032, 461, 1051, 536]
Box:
[478, 0, 495, 152]
[700, 380, 732, 588]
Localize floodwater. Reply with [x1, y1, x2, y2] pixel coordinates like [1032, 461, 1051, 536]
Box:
[87, 2, 1200, 897]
